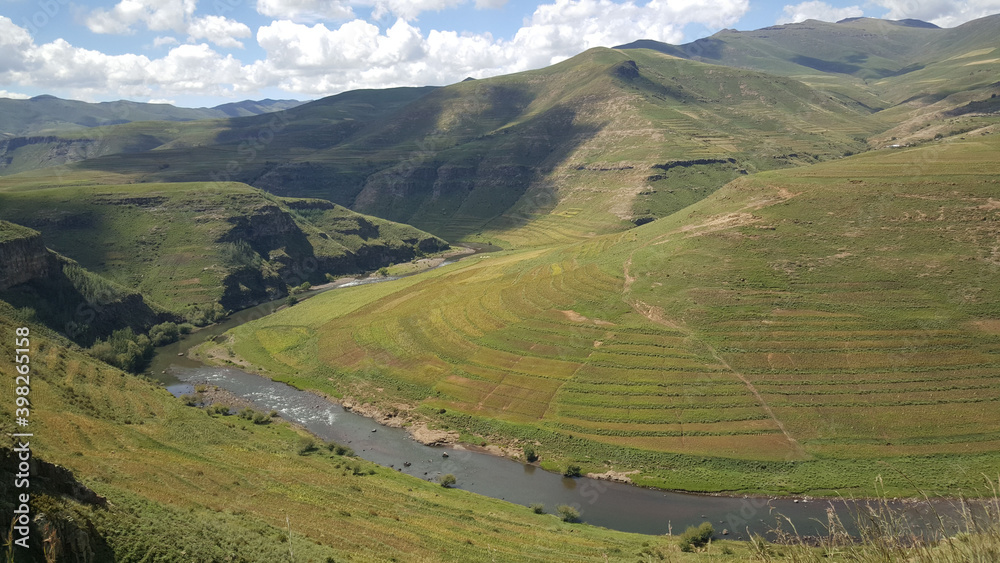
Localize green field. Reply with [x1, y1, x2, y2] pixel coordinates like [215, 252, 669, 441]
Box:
[211, 133, 1000, 497]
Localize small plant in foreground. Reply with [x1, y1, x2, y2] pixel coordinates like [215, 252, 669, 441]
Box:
[557, 505, 580, 522]
[679, 522, 714, 552]
[530, 503, 545, 514]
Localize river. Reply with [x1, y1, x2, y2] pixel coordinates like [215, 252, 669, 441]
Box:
[145, 245, 958, 539]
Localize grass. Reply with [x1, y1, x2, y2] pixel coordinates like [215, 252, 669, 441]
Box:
[0, 180, 445, 316]
[212, 132, 1000, 498]
[0, 301, 754, 562]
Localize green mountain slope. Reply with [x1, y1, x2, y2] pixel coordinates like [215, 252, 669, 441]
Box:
[0, 180, 447, 320]
[22, 48, 876, 246]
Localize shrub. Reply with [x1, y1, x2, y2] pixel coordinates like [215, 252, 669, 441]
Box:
[557, 505, 580, 523]
[378, 267, 389, 277]
[563, 464, 582, 478]
[297, 437, 318, 455]
[286, 295, 298, 307]
[178, 323, 194, 334]
[440, 474, 457, 488]
[523, 445, 538, 463]
[530, 503, 545, 514]
[148, 322, 180, 346]
[678, 522, 714, 552]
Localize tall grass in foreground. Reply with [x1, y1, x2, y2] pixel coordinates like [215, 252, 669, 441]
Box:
[756, 476, 1000, 562]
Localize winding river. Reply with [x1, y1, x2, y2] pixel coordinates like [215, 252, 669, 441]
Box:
[146, 245, 956, 539]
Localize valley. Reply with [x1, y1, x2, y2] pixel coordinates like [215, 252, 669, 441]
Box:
[1, 12, 999, 562]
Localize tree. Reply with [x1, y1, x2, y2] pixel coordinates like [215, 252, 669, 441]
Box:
[523, 445, 538, 463]
[563, 464, 582, 478]
[440, 474, 457, 488]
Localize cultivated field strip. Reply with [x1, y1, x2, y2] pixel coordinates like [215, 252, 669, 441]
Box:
[307, 249, 797, 458]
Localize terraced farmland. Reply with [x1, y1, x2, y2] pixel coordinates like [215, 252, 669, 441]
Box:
[220, 133, 1000, 496]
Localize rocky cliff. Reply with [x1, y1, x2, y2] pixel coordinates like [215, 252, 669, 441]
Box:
[0, 222, 52, 290]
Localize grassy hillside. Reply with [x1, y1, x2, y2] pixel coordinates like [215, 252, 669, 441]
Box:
[213, 132, 1000, 497]
[0, 302, 723, 562]
[0, 179, 446, 319]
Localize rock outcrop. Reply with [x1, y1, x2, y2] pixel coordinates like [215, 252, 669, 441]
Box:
[0, 223, 52, 290]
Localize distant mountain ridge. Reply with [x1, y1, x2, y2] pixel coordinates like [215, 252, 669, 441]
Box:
[0, 95, 308, 136]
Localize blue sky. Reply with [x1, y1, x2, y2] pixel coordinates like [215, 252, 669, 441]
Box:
[0, 0, 995, 107]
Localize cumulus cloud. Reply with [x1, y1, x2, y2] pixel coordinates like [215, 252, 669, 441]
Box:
[777, 1, 863, 24]
[873, 0, 1000, 27]
[85, 0, 251, 48]
[153, 36, 181, 47]
[1, 19, 256, 100]
[253, 0, 750, 94]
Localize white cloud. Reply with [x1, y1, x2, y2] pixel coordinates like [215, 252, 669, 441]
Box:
[1, 20, 257, 101]
[0, 90, 31, 100]
[85, 0, 251, 49]
[187, 15, 252, 48]
[0, 16, 33, 74]
[153, 36, 180, 47]
[256, 0, 355, 21]
[253, 0, 749, 95]
[873, 0, 1000, 27]
[148, 98, 178, 105]
[777, 1, 863, 24]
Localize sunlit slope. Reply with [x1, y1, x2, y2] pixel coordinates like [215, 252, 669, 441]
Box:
[0, 304, 684, 562]
[223, 133, 1000, 494]
[626, 134, 1000, 460]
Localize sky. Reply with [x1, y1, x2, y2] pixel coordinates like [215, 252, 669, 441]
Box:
[0, 0, 997, 107]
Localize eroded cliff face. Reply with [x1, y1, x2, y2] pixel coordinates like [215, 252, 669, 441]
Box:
[0, 231, 52, 290]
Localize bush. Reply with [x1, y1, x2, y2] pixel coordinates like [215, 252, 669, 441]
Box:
[286, 295, 299, 307]
[377, 267, 389, 277]
[237, 407, 271, 424]
[557, 505, 580, 523]
[178, 323, 194, 334]
[148, 321, 180, 346]
[678, 522, 714, 552]
[523, 445, 538, 462]
[440, 474, 457, 488]
[563, 464, 582, 478]
[530, 503, 545, 514]
[207, 404, 230, 416]
[297, 437, 318, 455]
